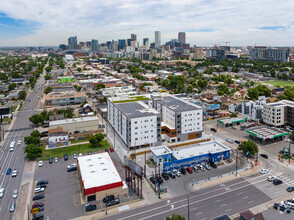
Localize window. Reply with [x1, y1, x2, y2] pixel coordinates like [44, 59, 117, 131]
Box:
[135, 127, 138, 129]
[134, 121, 137, 124]
[135, 138, 138, 140]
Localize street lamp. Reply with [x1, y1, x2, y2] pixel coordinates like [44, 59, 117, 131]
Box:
[158, 162, 161, 199]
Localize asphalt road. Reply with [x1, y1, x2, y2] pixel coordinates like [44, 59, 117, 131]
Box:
[102, 174, 272, 220]
[0, 70, 46, 220]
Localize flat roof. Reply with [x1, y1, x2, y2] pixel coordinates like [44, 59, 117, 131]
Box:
[245, 126, 288, 140]
[218, 117, 248, 124]
[115, 101, 159, 118]
[44, 91, 86, 99]
[78, 152, 122, 190]
[49, 116, 98, 126]
[150, 145, 173, 156]
[152, 94, 202, 112]
[172, 140, 230, 160]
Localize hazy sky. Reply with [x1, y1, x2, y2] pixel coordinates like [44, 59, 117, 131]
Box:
[0, 0, 293, 47]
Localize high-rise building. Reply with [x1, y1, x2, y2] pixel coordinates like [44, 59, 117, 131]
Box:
[155, 31, 161, 49]
[127, 38, 133, 46]
[251, 47, 289, 63]
[106, 41, 112, 50]
[86, 41, 91, 48]
[118, 39, 127, 50]
[91, 39, 98, 51]
[59, 44, 66, 50]
[68, 36, 78, 50]
[143, 38, 149, 45]
[178, 32, 186, 45]
[143, 38, 150, 50]
[111, 40, 118, 51]
[131, 34, 137, 41]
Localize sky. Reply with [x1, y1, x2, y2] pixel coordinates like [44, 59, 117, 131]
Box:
[0, 0, 293, 47]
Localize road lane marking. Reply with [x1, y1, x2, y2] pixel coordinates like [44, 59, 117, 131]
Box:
[225, 209, 232, 212]
[242, 196, 248, 199]
[220, 204, 227, 207]
[237, 192, 243, 195]
[191, 207, 197, 211]
[248, 200, 254, 204]
[196, 212, 203, 215]
[214, 199, 221, 203]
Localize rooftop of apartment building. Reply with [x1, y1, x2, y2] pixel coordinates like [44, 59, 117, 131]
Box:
[266, 100, 294, 107]
[44, 91, 87, 99]
[115, 101, 159, 118]
[152, 93, 202, 112]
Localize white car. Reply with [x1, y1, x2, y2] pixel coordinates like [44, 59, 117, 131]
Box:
[73, 154, 77, 159]
[34, 187, 45, 193]
[267, 176, 276, 182]
[260, 169, 269, 174]
[17, 140, 21, 145]
[204, 164, 211, 170]
[9, 147, 14, 152]
[9, 202, 15, 212]
[12, 169, 18, 177]
[197, 164, 205, 171]
[54, 157, 58, 163]
[12, 189, 18, 199]
[0, 188, 5, 198]
[173, 169, 181, 177]
[226, 138, 234, 143]
[38, 161, 43, 167]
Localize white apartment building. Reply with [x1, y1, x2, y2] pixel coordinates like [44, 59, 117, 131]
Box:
[108, 96, 161, 148]
[263, 100, 294, 127]
[101, 86, 137, 97]
[151, 94, 203, 143]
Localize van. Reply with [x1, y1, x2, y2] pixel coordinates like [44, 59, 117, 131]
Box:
[49, 157, 53, 164]
[10, 141, 16, 148]
[285, 201, 294, 210]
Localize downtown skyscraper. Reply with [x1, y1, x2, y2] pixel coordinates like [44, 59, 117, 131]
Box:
[178, 32, 186, 45]
[68, 36, 78, 50]
[155, 31, 161, 49]
[91, 39, 98, 51]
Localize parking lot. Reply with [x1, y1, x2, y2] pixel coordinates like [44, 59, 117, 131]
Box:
[32, 150, 140, 219]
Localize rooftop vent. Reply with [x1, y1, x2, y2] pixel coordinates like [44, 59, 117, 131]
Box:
[91, 171, 95, 173]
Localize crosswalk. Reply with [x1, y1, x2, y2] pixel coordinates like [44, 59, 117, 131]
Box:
[267, 163, 294, 186]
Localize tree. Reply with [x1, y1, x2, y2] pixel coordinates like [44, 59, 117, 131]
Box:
[197, 79, 208, 89]
[25, 144, 42, 160]
[24, 136, 40, 145]
[166, 214, 185, 220]
[96, 84, 106, 90]
[238, 140, 258, 157]
[18, 90, 27, 100]
[31, 130, 41, 138]
[29, 114, 44, 125]
[230, 113, 238, 117]
[44, 74, 51, 80]
[217, 84, 230, 95]
[43, 86, 52, 94]
[77, 67, 82, 72]
[8, 83, 17, 90]
[248, 85, 271, 100]
[89, 133, 104, 148]
[290, 131, 294, 141]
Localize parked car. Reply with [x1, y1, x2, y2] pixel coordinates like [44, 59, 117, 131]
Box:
[88, 151, 92, 155]
[54, 157, 58, 163]
[106, 198, 120, 207]
[186, 167, 193, 174]
[210, 128, 217, 132]
[9, 202, 15, 212]
[191, 165, 199, 173]
[37, 180, 48, 185]
[49, 157, 53, 164]
[180, 168, 186, 175]
[226, 138, 234, 143]
[162, 172, 169, 180]
[67, 163, 77, 172]
[273, 179, 283, 185]
[73, 154, 77, 159]
[150, 177, 156, 184]
[33, 194, 45, 201]
[267, 176, 276, 182]
[260, 169, 268, 174]
[32, 213, 44, 220]
[6, 168, 11, 175]
[287, 186, 294, 192]
[103, 195, 115, 203]
[34, 187, 45, 194]
[156, 175, 163, 184]
[234, 140, 241, 144]
[37, 184, 46, 189]
[12, 189, 18, 199]
[64, 154, 68, 161]
[204, 164, 211, 170]
[260, 154, 268, 159]
[169, 172, 176, 179]
[197, 164, 205, 171]
[32, 202, 44, 208]
[209, 161, 217, 168]
[0, 188, 5, 198]
[85, 204, 97, 212]
[12, 169, 18, 177]
[173, 169, 181, 177]
[273, 203, 279, 209]
[38, 161, 43, 167]
[109, 148, 114, 152]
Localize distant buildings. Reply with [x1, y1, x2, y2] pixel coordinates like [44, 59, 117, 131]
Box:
[206, 49, 225, 59]
[131, 33, 137, 41]
[251, 47, 289, 63]
[68, 36, 78, 50]
[118, 39, 126, 51]
[155, 31, 161, 49]
[178, 32, 186, 45]
[91, 39, 98, 51]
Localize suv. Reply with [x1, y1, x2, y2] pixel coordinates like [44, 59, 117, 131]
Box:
[210, 128, 217, 132]
[209, 161, 217, 168]
[85, 204, 97, 212]
[37, 180, 48, 185]
[103, 195, 115, 203]
[106, 198, 120, 207]
[273, 179, 283, 185]
[64, 154, 68, 161]
[162, 172, 169, 180]
[33, 194, 45, 201]
[260, 154, 268, 159]
[180, 168, 186, 174]
[169, 172, 176, 179]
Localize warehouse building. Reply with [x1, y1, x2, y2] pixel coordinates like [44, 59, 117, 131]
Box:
[150, 140, 231, 172]
[77, 152, 128, 202]
[49, 116, 99, 133]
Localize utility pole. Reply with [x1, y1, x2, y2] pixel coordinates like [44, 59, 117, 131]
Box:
[187, 195, 190, 220]
[289, 140, 291, 164]
[154, 162, 157, 192]
[144, 151, 147, 178]
[235, 149, 238, 176]
[158, 162, 161, 199]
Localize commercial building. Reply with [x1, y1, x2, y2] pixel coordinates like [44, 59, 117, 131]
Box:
[262, 100, 294, 127]
[251, 47, 289, 63]
[49, 116, 99, 133]
[217, 117, 248, 127]
[150, 141, 231, 172]
[108, 96, 161, 148]
[91, 39, 98, 51]
[155, 31, 161, 49]
[100, 85, 137, 97]
[245, 126, 288, 144]
[44, 92, 87, 107]
[77, 153, 127, 202]
[151, 94, 203, 143]
[48, 127, 69, 148]
[178, 32, 186, 45]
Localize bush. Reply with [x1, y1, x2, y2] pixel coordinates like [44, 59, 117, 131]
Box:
[227, 159, 232, 163]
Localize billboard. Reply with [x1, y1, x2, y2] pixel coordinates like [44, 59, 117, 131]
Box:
[0, 107, 9, 115]
[206, 104, 220, 111]
[124, 156, 143, 177]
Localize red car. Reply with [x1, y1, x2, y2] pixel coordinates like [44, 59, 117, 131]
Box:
[32, 202, 44, 208]
[186, 167, 193, 174]
[109, 148, 114, 152]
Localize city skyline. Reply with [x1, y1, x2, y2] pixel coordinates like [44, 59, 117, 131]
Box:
[0, 0, 294, 47]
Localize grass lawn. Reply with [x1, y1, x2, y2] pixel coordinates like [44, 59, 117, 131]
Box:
[113, 95, 150, 103]
[2, 118, 11, 123]
[38, 140, 110, 161]
[264, 80, 294, 87]
[71, 138, 89, 144]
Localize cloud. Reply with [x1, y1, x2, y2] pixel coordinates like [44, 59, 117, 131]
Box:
[0, 0, 294, 46]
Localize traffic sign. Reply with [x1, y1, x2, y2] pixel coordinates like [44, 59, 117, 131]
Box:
[31, 208, 39, 214]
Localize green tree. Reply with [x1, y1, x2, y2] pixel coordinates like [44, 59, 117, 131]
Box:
[18, 90, 27, 100]
[238, 140, 258, 157]
[197, 79, 208, 89]
[77, 67, 82, 72]
[290, 131, 294, 141]
[89, 133, 105, 148]
[31, 130, 41, 138]
[29, 114, 44, 125]
[217, 84, 230, 95]
[230, 113, 238, 117]
[25, 144, 42, 159]
[8, 83, 17, 90]
[24, 136, 41, 145]
[96, 84, 106, 90]
[44, 74, 51, 80]
[44, 86, 52, 94]
[166, 214, 185, 220]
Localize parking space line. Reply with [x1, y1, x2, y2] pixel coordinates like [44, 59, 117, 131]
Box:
[220, 204, 227, 207]
[237, 192, 243, 195]
[225, 209, 232, 212]
[214, 199, 221, 203]
[242, 196, 248, 199]
[248, 200, 254, 204]
[196, 212, 203, 215]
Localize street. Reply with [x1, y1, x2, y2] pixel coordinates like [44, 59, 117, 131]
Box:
[0, 69, 46, 220]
